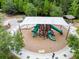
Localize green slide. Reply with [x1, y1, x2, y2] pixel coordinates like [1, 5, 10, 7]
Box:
[32, 24, 39, 37]
[47, 30, 56, 41]
[50, 25, 63, 35]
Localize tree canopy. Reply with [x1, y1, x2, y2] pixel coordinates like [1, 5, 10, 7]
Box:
[68, 0, 79, 18]
[0, 0, 79, 18]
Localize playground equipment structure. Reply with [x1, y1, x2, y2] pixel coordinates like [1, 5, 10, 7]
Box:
[32, 24, 63, 41]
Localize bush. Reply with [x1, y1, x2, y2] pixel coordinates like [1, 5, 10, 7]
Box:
[68, 0, 79, 18]
[32, 0, 44, 15]
[0, 24, 24, 59]
[0, 2, 1, 9]
[10, 31, 24, 53]
[67, 35, 79, 49]
[1, 0, 17, 15]
[73, 49, 79, 59]
[23, 3, 37, 16]
[67, 34, 79, 59]
[49, 3, 63, 16]
[0, 0, 2, 9]
[13, 0, 24, 13]
[0, 26, 13, 59]
[1, 0, 79, 17]
[43, 0, 50, 16]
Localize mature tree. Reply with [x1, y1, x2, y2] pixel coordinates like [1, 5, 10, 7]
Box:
[1, 0, 78, 17]
[49, 3, 63, 17]
[18, 0, 24, 12]
[32, 0, 44, 15]
[43, 0, 50, 16]
[23, 3, 37, 16]
[59, 0, 72, 15]
[60, 0, 67, 14]
[13, 0, 24, 13]
[32, 0, 44, 6]
[1, 0, 17, 15]
[48, 0, 73, 15]
[0, 0, 1, 8]
[68, 0, 79, 18]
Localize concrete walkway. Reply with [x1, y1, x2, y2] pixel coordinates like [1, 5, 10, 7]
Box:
[17, 46, 73, 59]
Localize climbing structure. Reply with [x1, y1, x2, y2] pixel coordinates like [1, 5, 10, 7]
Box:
[32, 24, 63, 41]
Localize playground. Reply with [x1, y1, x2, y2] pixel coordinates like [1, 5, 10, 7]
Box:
[0, 0, 79, 59]
[22, 25, 67, 53]
[19, 17, 69, 54]
[3, 17, 75, 59]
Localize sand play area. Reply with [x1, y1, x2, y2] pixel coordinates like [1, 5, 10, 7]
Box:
[21, 25, 67, 53]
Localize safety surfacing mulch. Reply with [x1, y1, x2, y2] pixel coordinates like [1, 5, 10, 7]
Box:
[22, 26, 67, 53]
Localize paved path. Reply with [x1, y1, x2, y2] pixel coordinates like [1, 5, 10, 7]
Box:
[12, 46, 73, 59]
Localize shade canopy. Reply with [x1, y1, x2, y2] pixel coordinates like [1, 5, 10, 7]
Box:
[21, 17, 68, 26]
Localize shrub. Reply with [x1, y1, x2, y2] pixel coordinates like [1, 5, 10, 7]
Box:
[0, 26, 13, 59]
[43, 0, 50, 16]
[1, 0, 17, 15]
[67, 35, 79, 49]
[0, 0, 2, 9]
[10, 31, 24, 53]
[73, 49, 79, 59]
[49, 3, 63, 17]
[0, 25, 24, 59]
[23, 3, 37, 16]
[67, 34, 79, 59]
[32, 0, 44, 15]
[13, 0, 24, 13]
[1, 0, 78, 17]
[0, 2, 1, 9]
[68, 0, 79, 18]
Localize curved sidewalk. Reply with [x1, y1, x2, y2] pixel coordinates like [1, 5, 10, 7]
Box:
[14, 46, 73, 59]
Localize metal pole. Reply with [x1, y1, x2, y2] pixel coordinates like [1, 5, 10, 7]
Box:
[19, 25, 22, 33]
[65, 25, 70, 40]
